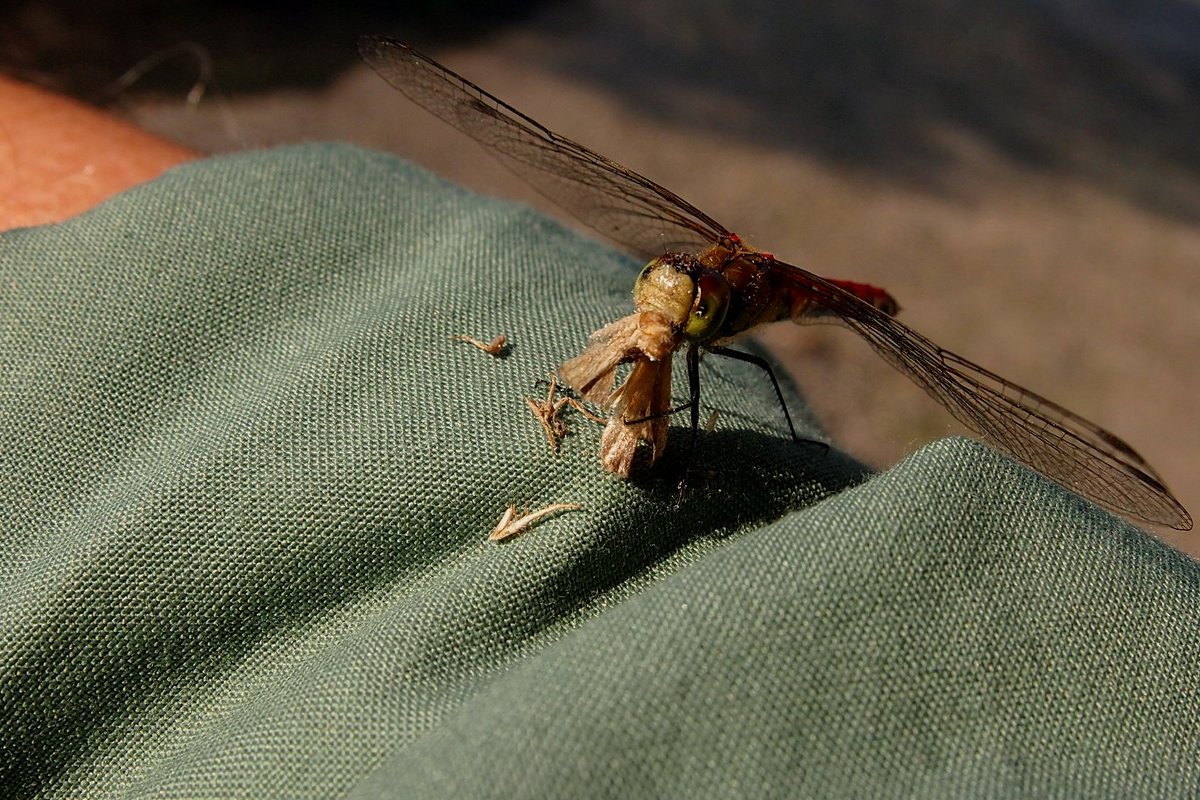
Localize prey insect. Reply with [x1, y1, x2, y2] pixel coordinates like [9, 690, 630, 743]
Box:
[360, 36, 1191, 531]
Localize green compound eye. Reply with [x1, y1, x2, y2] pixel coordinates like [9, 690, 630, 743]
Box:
[684, 272, 730, 341]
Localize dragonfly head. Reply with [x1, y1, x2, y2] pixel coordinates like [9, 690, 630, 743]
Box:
[634, 253, 730, 343]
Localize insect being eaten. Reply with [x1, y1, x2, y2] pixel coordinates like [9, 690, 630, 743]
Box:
[360, 36, 1192, 531]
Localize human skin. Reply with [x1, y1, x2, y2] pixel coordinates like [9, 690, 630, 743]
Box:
[0, 76, 196, 233]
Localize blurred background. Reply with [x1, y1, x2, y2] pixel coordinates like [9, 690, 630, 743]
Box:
[4, 0, 1197, 552]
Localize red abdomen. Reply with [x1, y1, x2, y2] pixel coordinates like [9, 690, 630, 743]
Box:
[827, 279, 900, 316]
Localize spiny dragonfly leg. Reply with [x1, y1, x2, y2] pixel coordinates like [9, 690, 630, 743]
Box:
[623, 400, 693, 425]
[706, 346, 829, 455]
[673, 343, 703, 505]
[685, 342, 702, 464]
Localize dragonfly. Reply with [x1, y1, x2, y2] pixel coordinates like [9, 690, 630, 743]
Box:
[358, 35, 1192, 531]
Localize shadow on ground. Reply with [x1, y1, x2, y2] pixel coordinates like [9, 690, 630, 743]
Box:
[530, 0, 1200, 218]
[4, 0, 1199, 218]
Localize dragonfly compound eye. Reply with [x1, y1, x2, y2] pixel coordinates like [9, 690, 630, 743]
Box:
[684, 272, 731, 341]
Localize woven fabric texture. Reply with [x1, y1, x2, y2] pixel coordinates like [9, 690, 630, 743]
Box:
[1, 144, 1197, 798]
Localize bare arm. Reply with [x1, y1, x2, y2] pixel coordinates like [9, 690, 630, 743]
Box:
[0, 77, 196, 232]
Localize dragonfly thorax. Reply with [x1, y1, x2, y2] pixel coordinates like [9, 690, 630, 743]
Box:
[633, 253, 731, 343]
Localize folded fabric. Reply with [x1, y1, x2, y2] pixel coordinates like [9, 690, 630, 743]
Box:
[1, 143, 1196, 798]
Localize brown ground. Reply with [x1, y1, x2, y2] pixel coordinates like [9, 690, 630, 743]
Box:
[9, 1, 1199, 552]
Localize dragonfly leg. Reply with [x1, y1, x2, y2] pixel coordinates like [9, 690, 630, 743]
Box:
[706, 345, 829, 455]
[685, 342, 702, 463]
[671, 344, 703, 506]
[623, 399, 693, 425]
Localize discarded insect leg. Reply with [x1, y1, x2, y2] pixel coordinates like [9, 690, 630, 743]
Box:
[706, 345, 829, 455]
[488, 502, 583, 542]
[535, 374, 607, 424]
[526, 374, 570, 452]
[450, 333, 509, 356]
[526, 373, 607, 454]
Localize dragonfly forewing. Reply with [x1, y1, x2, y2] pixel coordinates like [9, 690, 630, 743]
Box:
[358, 36, 729, 257]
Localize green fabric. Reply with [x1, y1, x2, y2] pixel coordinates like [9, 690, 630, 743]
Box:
[1, 143, 1197, 798]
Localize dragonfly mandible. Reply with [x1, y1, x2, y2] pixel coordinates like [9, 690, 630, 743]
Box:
[359, 35, 1191, 531]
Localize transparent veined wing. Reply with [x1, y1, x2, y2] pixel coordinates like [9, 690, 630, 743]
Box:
[767, 255, 1192, 530]
[359, 35, 731, 257]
